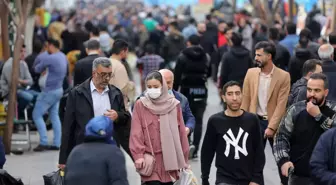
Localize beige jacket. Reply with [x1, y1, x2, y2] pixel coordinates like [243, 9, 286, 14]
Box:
[241, 67, 290, 131]
[109, 58, 135, 110]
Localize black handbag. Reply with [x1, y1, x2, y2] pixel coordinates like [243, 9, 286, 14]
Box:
[0, 169, 23, 185]
[43, 170, 64, 185]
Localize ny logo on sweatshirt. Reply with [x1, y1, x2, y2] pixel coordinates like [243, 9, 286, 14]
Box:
[223, 127, 249, 159]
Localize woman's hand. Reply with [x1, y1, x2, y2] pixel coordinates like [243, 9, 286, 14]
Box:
[184, 164, 191, 170]
[135, 158, 145, 169]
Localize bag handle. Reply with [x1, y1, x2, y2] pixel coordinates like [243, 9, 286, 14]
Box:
[144, 120, 155, 156]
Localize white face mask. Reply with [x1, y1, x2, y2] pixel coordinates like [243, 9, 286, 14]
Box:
[146, 88, 162, 99]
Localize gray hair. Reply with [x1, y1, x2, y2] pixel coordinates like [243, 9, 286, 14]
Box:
[92, 57, 112, 71]
[318, 44, 334, 60]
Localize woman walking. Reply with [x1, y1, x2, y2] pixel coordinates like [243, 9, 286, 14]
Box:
[130, 71, 189, 185]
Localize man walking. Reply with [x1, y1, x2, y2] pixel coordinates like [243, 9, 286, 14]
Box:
[201, 81, 265, 185]
[174, 35, 209, 159]
[288, 59, 322, 106]
[109, 39, 134, 110]
[159, 69, 196, 157]
[241, 41, 290, 184]
[33, 39, 68, 151]
[274, 73, 336, 185]
[219, 32, 252, 88]
[59, 57, 130, 168]
[74, 39, 101, 86]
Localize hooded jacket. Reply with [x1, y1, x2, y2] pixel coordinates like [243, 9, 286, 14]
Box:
[288, 48, 317, 84]
[220, 45, 253, 88]
[174, 46, 209, 102]
[65, 116, 128, 185]
[273, 42, 291, 70]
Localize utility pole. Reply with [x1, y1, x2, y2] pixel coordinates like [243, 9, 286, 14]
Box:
[1, 0, 34, 154]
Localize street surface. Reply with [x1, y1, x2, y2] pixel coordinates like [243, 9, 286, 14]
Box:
[4, 70, 280, 185]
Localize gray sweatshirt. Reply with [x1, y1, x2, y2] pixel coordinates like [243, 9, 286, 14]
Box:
[0, 58, 33, 97]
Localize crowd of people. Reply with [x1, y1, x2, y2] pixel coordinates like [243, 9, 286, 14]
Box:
[0, 0, 336, 185]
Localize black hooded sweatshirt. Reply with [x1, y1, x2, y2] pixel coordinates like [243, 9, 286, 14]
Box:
[174, 46, 209, 102]
[288, 48, 318, 85]
[219, 45, 253, 88]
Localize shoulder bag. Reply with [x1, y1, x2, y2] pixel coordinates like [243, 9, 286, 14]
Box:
[137, 120, 156, 177]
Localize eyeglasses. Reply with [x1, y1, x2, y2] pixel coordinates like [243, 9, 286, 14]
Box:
[96, 72, 114, 79]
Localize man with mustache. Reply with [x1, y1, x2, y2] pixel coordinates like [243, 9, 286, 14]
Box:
[274, 73, 336, 185]
[59, 57, 130, 169]
[241, 41, 290, 184]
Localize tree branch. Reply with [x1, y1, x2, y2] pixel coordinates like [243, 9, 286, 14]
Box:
[1, 0, 19, 27]
[15, 0, 24, 23]
[25, 0, 34, 18]
[272, 0, 281, 13]
[22, 0, 34, 18]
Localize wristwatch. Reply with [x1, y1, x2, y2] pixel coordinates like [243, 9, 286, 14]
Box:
[315, 113, 323, 121]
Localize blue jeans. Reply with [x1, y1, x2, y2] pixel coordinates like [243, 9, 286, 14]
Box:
[32, 88, 63, 147]
[17, 89, 39, 112]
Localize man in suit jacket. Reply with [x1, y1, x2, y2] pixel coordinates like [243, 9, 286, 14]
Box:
[241, 41, 290, 185]
[73, 39, 101, 86]
[59, 57, 131, 168]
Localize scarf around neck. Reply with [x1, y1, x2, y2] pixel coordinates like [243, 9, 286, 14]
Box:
[140, 76, 186, 171]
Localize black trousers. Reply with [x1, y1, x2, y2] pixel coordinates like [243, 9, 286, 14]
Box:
[259, 119, 288, 185]
[190, 101, 207, 154]
[145, 181, 173, 185]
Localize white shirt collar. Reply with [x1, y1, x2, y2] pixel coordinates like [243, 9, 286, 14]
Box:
[90, 80, 109, 94]
[260, 64, 275, 77]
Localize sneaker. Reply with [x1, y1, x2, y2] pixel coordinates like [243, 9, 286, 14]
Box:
[189, 145, 196, 159]
[48, 146, 60, 151]
[33, 145, 49, 152]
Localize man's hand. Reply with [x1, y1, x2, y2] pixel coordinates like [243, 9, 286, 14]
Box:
[281, 161, 294, 177]
[185, 127, 190, 135]
[135, 158, 144, 169]
[306, 101, 321, 117]
[18, 79, 27, 85]
[249, 182, 259, 185]
[104, 109, 118, 121]
[264, 128, 275, 138]
[58, 164, 66, 170]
